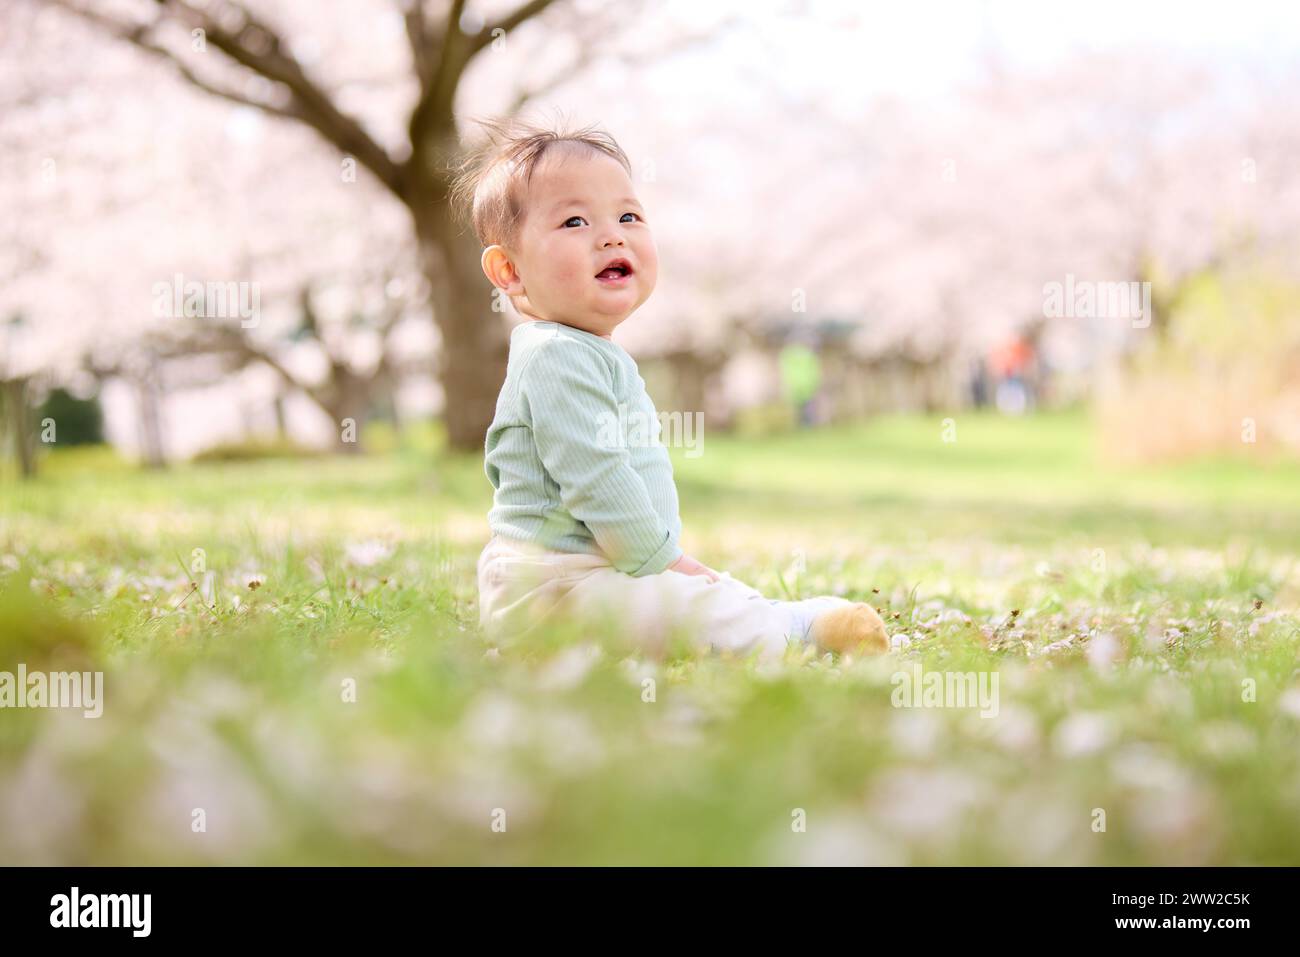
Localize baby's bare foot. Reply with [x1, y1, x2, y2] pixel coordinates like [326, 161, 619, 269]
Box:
[809, 602, 890, 655]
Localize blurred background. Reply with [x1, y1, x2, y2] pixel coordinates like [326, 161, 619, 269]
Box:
[3, 0, 1298, 469]
[3, 0, 1300, 868]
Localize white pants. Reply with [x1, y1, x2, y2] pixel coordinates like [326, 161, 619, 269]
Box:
[476, 535, 851, 660]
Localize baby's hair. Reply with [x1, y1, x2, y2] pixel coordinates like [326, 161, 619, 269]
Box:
[449, 114, 632, 250]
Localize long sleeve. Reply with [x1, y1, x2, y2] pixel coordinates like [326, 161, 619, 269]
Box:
[518, 337, 682, 576]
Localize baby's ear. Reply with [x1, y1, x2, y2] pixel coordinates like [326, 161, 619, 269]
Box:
[481, 245, 522, 295]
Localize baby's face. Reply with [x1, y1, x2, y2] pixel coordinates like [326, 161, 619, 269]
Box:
[482, 149, 658, 338]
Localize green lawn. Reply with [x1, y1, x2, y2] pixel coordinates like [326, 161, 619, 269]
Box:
[2, 411, 1298, 864]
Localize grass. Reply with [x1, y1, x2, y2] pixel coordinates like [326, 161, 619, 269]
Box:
[1, 410, 1298, 865]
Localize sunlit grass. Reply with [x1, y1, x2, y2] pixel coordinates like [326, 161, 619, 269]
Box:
[1, 411, 1298, 864]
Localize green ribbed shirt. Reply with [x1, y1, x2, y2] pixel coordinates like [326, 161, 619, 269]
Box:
[484, 320, 684, 576]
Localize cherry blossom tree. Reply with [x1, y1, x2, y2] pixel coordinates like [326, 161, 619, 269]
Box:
[32, 0, 750, 450]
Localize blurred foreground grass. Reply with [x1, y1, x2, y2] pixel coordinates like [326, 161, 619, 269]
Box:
[1, 411, 1298, 864]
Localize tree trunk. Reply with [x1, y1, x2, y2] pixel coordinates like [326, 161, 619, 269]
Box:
[137, 352, 167, 469]
[402, 114, 509, 452]
[324, 369, 371, 455]
[410, 170, 509, 455]
[273, 391, 288, 439]
[433, 250, 509, 452]
[376, 369, 405, 440]
[4, 378, 36, 479]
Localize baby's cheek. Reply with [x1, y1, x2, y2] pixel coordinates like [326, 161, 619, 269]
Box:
[552, 260, 587, 290]
[637, 255, 659, 292]
[636, 240, 659, 279]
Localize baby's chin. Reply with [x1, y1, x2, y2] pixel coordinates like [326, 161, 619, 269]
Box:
[590, 281, 652, 318]
[575, 313, 630, 337]
[556, 306, 636, 339]
[528, 286, 652, 335]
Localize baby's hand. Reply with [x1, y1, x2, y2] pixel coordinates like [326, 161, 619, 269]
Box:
[668, 554, 720, 583]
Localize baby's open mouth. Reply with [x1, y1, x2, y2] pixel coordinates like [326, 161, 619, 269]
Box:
[595, 258, 633, 282]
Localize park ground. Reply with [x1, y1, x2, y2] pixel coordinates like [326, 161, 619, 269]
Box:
[2, 410, 1299, 864]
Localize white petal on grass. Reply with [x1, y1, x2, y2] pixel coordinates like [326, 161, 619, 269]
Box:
[142, 706, 275, 859]
[250, 713, 329, 798]
[536, 709, 606, 773]
[1052, 712, 1113, 757]
[311, 740, 449, 856]
[993, 785, 1093, 865]
[1036, 636, 1074, 657]
[650, 697, 709, 748]
[767, 812, 907, 866]
[1110, 744, 1194, 792]
[435, 756, 543, 830]
[887, 709, 944, 758]
[183, 674, 252, 719]
[0, 740, 85, 863]
[345, 540, 394, 568]
[1197, 720, 1256, 758]
[618, 657, 656, 685]
[460, 692, 531, 749]
[987, 704, 1042, 754]
[1278, 688, 1300, 719]
[1142, 620, 1167, 652]
[869, 768, 989, 841]
[536, 644, 602, 692]
[1128, 780, 1221, 864]
[1248, 611, 1287, 637]
[1087, 632, 1122, 671]
[1146, 675, 1195, 718]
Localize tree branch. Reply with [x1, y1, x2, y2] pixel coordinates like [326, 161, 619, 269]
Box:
[401, 0, 434, 91]
[189, 323, 322, 401]
[50, 1, 302, 122]
[469, 0, 560, 57]
[505, 1, 718, 116]
[412, 0, 562, 152]
[46, 0, 406, 200]
[427, 0, 469, 108]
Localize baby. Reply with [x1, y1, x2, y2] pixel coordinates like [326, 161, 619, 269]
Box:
[452, 119, 887, 661]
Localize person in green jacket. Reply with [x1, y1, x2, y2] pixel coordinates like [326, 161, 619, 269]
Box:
[779, 340, 822, 427]
[451, 119, 887, 660]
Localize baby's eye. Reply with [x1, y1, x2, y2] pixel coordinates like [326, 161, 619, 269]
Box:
[620, 212, 641, 223]
[561, 216, 587, 228]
